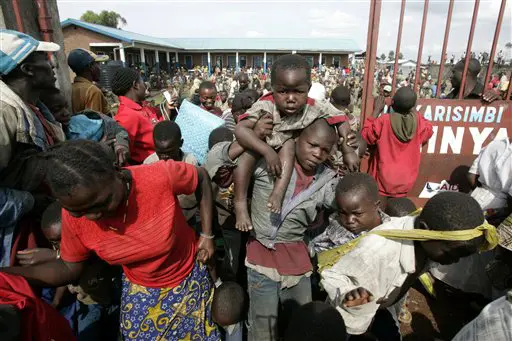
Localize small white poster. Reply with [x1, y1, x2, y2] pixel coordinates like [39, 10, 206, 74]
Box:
[419, 180, 459, 199]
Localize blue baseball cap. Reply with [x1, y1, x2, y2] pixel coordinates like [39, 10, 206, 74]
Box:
[0, 29, 60, 76]
[67, 48, 109, 73]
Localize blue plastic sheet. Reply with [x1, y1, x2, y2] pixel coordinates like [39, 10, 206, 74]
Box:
[175, 100, 225, 164]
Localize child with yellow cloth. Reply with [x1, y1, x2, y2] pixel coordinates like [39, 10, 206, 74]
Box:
[319, 192, 498, 339]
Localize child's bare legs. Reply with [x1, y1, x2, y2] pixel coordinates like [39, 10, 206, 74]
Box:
[233, 151, 258, 232]
[267, 139, 295, 213]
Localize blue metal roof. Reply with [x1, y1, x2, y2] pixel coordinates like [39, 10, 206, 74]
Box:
[61, 19, 181, 49]
[61, 19, 360, 52]
[166, 38, 360, 52]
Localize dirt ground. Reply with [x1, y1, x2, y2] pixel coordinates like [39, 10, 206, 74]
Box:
[400, 283, 487, 341]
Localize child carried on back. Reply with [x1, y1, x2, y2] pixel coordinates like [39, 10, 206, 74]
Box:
[234, 54, 358, 231]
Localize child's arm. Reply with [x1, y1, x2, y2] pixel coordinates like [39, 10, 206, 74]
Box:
[101, 115, 130, 166]
[321, 102, 360, 172]
[361, 115, 383, 146]
[337, 122, 360, 172]
[233, 151, 258, 231]
[227, 142, 244, 161]
[372, 96, 386, 118]
[114, 113, 140, 156]
[229, 112, 273, 161]
[235, 119, 281, 177]
[418, 114, 434, 145]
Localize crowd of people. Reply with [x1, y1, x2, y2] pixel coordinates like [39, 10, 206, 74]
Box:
[134, 48, 511, 114]
[0, 28, 511, 341]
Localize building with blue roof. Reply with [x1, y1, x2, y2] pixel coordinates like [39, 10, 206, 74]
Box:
[62, 18, 361, 73]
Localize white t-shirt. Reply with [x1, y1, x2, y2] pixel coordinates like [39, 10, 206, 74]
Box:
[475, 139, 512, 196]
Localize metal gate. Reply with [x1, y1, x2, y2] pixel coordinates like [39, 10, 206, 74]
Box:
[359, 0, 511, 204]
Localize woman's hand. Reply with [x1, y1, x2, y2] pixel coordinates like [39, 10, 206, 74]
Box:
[196, 236, 215, 264]
[16, 248, 57, 266]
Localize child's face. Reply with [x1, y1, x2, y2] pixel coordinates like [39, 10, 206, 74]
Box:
[200, 88, 217, 110]
[43, 223, 62, 250]
[272, 69, 310, 117]
[219, 91, 228, 103]
[420, 239, 474, 265]
[336, 191, 381, 234]
[155, 139, 182, 161]
[330, 98, 347, 112]
[417, 218, 477, 265]
[295, 125, 336, 174]
[239, 77, 249, 91]
[48, 94, 72, 127]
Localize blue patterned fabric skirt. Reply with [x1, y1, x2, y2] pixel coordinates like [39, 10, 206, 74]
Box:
[120, 262, 220, 340]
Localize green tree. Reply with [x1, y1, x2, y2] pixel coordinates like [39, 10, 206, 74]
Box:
[505, 42, 512, 49]
[380, 53, 386, 61]
[398, 52, 404, 59]
[80, 10, 127, 28]
[388, 50, 395, 61]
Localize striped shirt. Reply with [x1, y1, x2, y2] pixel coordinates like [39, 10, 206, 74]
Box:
[221, 110, 236, 131]
[451, 293, 512, 341]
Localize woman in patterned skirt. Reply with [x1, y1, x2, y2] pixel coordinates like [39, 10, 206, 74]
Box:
[2, 140, 220, 340]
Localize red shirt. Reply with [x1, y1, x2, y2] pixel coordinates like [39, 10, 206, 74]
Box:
[115, 96, 156, 164]
[362, 113, 433, 197]
[200, 104, 223, 117]
[60, 161, 198, 288]
[0, 273, 75, 341]
[246, 163, 314, 276]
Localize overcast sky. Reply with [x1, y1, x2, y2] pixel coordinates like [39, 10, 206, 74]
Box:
[57, 0, 511, 61]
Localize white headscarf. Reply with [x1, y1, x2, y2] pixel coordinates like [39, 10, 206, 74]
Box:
[308, 82, 327, 102]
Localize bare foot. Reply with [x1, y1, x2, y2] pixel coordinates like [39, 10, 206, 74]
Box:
[267, 189, 285, 214]
[234, 199, 252, 232]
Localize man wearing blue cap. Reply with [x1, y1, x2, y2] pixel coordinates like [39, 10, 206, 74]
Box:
[0, 29, 66, 266]
[68, 48, 110, 115]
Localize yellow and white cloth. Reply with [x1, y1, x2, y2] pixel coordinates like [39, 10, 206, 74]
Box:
[319, 214, 498, 335]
